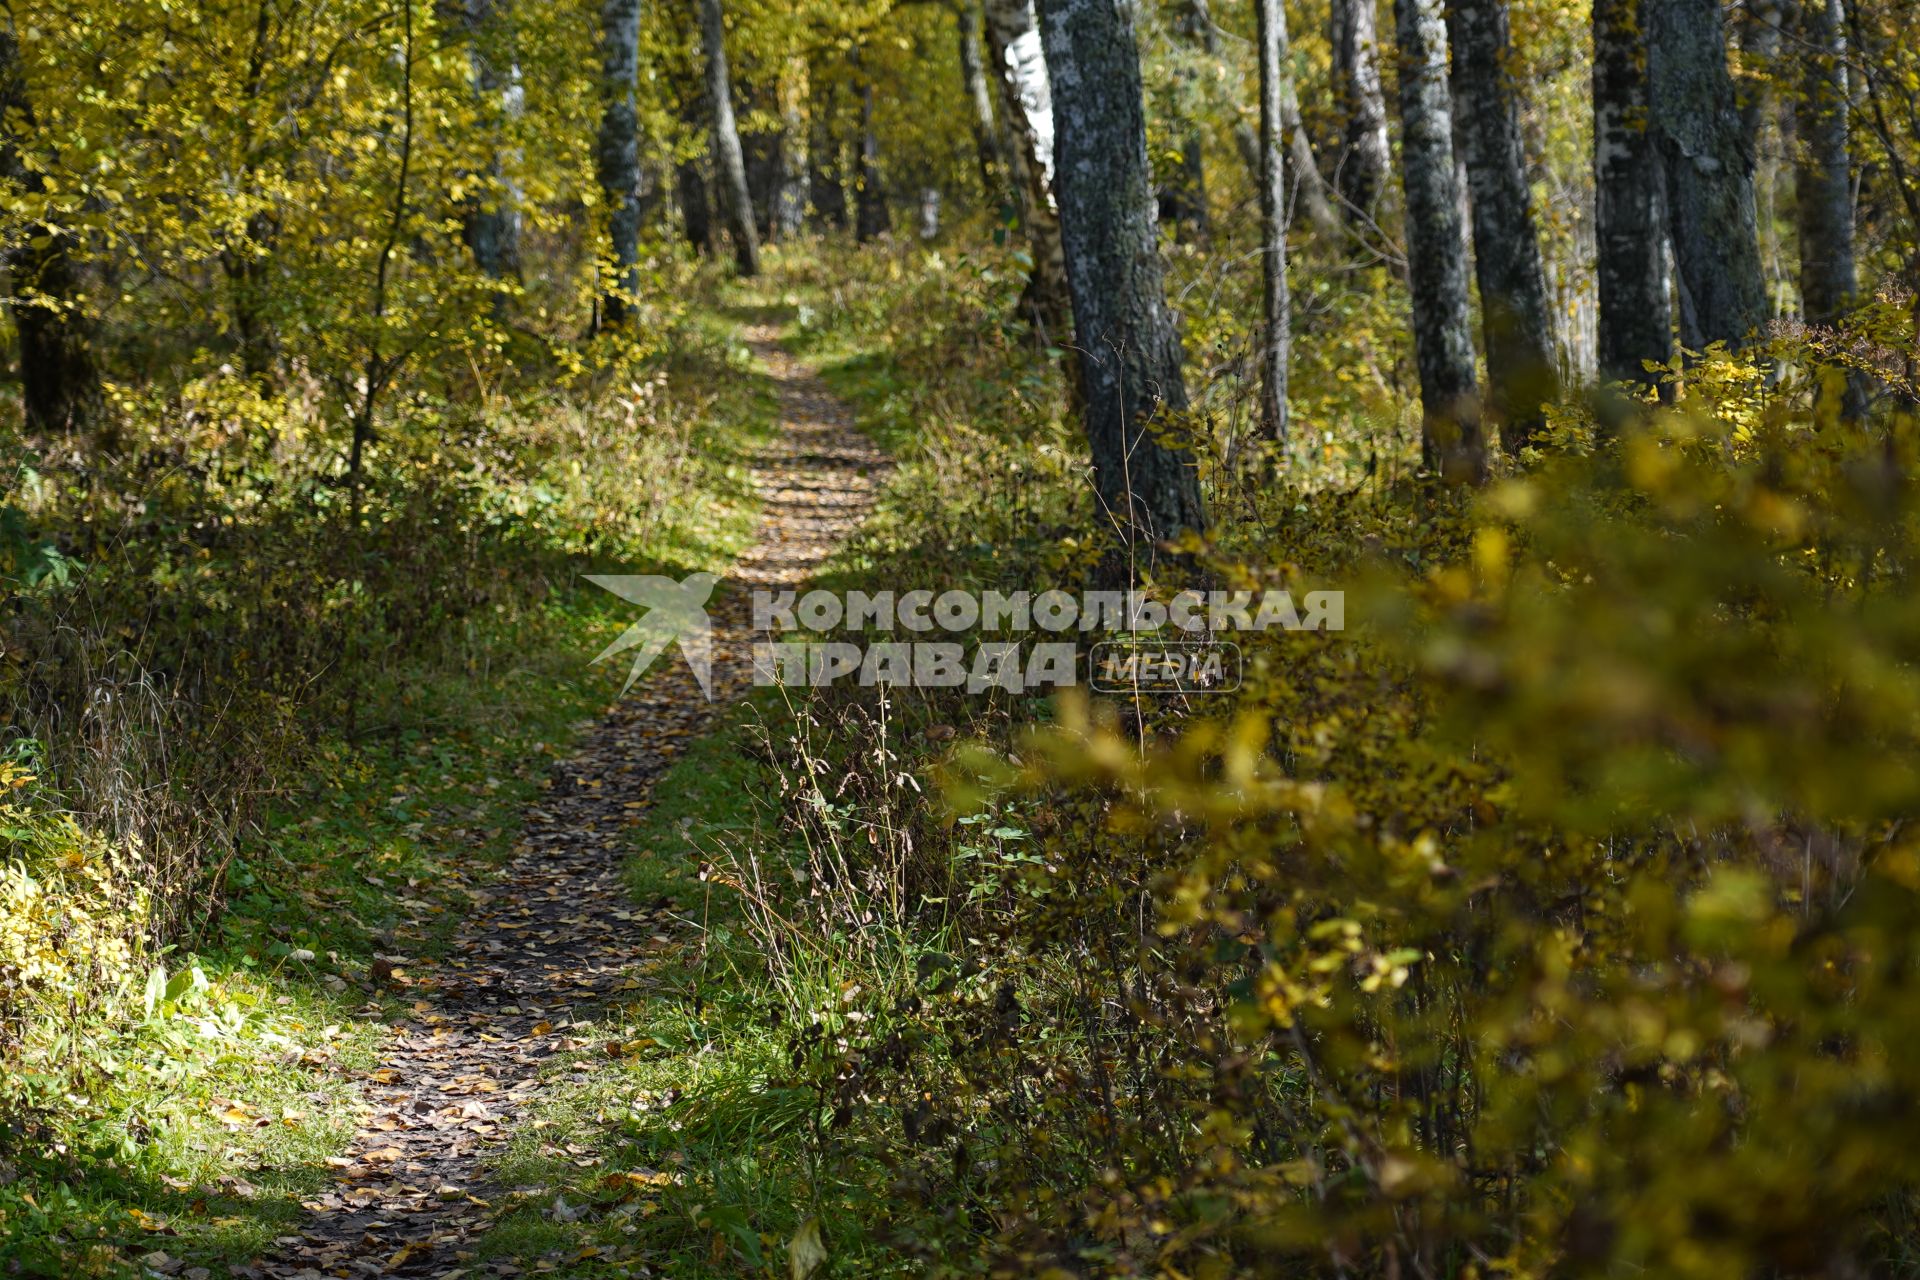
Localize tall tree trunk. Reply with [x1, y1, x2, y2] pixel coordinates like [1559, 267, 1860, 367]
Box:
[775, 59, 811, 240]
[699, 0, 760, 275]
[0, 22, 101, 436]
[1037, 0, 1207, 570]
[1254, 0, 1291, 446]
[222, 0, 280, 382]
[854, 77, 889, 241]
[808, 69, 849, 231]
[1647, 0, 1766, 350]
[983, 0, 1073, 340]
[1330, 0, 1392, 219]
[596, 0, 643, 326]
[1593, 0, 1672, 389]
[1736, 0, 1784, 157]
[1794, 0, 1862, 418]
[1794, 0, 1855, 326]
[677, 158, 715, 254]
[1447, 0, 1558, 451]
[1392, 0, 1484, 482]
[1738, 0, 1790, 315]
[462, 0, 523, 281]
[956, 1, 1009, 205]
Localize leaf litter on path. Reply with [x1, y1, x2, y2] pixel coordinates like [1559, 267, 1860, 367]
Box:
[240, 327, 885, 1278]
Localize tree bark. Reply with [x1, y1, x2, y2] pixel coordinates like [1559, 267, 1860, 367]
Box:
[1255, 0, 1291, 445]
[854, 76, 889, 241]
[1447, 0, 1558, 450]
[1646, 0, 1767, 350]
[1736, 0, 1785, 158]
[596, 0, 643, 326]
[0, 21, 101, 436]
[1330, 0, 1392, 219]
[677, 158, 714, 255]
[775, 60, 811, 240]
[1037, 0, 1207, 569]
[462, 0, 523, 281]
[1392, 0, 1484, 481]
[1794, 0, 1863, 418]
[956, 1, 1009, 206]
[983, 0, 1073, 339]
[1593, 0, 1672, 388]
[699, 0, 760, 275]
[1793, 0, 1855, 327]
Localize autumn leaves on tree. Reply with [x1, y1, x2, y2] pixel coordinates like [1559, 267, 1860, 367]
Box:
[0, 0, 1896, 618]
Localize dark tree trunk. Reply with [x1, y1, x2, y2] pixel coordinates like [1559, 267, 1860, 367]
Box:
[677, 159, 714, 255]
[956, 1, 1008, 205]
[1447, 0, 1558, 451]
[596, 0, 643, 326]
[462, 0, 523, 281]
[699, 0, 760, 275]
[222, 0, 281, 381]
[1392, 0, 1483, 482]
[1037, 0, 1207, 569]
[1647, 0, 1766, 350]
[1794, 0, 1863, 418]
[1793, 0, 1855, 326]
[983, 0, 1073, 340]
[1736, 0, 1785, 158]
[223, 210, 279, 382]
[854, 77, 890, 242]
[1593, 0, 1672, 389]
[744, 128, 781, 240]
[1254, 0, 1291, 446]
[807, 67, 849, 231]
[1330, 0, 1392, 219]
[0, 22, 100, 436]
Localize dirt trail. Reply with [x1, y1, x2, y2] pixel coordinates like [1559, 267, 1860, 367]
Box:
[248, 327, 884, 1278]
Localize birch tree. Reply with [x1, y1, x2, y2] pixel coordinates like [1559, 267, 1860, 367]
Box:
[1331, 0, 1391, 219]
[1647, 0, 1766, 349]
[1393, 0, 1484, 481]
[462, 0, 523, 281]
[1254, 0, 1291, 445]
[1593, 0, 1672, 388]
[1037, 0, 1206, 568]
[955, 1, 1008, 204]
[1448, 0, 1558, 449]
[699, 0, 760, 275]
[595, 0, 643, 325]
[983, 0, 1072, 338]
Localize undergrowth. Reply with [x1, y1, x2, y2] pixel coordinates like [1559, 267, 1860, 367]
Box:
[0, 277, 778, 1276]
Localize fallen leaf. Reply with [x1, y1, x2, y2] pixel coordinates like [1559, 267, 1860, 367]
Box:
[789, 1216, 829, 1280]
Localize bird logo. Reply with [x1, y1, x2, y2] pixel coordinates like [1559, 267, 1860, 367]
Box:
[584, 572, 721, 699]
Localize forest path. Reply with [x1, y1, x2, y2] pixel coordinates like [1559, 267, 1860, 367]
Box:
[248, 325, 885, 1279]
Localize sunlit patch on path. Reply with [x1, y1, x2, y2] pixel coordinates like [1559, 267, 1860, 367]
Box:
[244, 325, 884, 1278]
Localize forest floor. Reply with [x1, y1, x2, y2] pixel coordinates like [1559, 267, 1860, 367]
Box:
[0, 310, 883, 1280]
[129, 319, 884, 1280]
